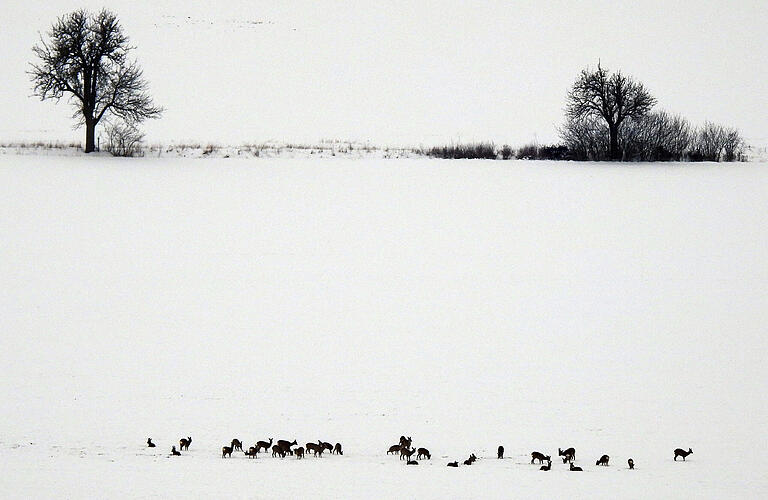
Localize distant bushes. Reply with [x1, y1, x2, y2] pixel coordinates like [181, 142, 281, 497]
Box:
[424, 142, 497, 159]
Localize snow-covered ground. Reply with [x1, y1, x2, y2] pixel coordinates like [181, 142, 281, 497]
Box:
[1, 155, 767, 498]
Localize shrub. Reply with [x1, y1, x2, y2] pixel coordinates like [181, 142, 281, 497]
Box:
[104, 121, 145, 157]
[425, 142, 497, 159]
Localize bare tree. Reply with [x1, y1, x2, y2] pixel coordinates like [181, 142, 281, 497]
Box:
[566, 63, 656, 160]
[29, 9, 161, 153]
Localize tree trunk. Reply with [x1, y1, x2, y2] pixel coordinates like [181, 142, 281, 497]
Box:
[608, 124, 619, 161]
[85, 118, 96, 153]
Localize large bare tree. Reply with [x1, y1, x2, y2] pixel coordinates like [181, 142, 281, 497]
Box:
[30, 9, 161, 153]
[566, 63, 656, 160]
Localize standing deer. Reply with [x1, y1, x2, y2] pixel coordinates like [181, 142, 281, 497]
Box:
[387, 444, 402, 455]
[320, 441, 333, 454]
[222, 446, 233, 458]
[497, 445, 504, 459]
[417, 448, 431, 460]
[295, 446, 305, 459]
[277, 439, 297, 456]
[334, 443, 343, 455]
[596, 454, 610, 466]
[271, 444, 286, 458]
[674, 448, 693, 461]
[147, 438, 155, 448]
[231, 439, 243, 452]
[179, 437, 192, 451]
[628, 458, 635, 469]
[306, 442, 323, 457]
[245, 446, 258, 458]
[255, 438, 273, 454]
[559, 447, 575, 463]
[400, 447, 416, 461]
[531, 451, 550, 464]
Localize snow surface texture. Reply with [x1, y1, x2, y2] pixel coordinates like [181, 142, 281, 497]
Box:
[1, 155, 767, 499]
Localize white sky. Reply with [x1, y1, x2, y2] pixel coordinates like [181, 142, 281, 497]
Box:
[2, 0, 767, 146]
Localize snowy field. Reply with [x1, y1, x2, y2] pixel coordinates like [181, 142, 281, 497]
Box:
[1, 155, 767, 499]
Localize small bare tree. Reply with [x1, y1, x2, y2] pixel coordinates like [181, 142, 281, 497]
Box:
[566, 63, 656, 160]
[30, 9, 161, 153]
[104, 120, 145, 157]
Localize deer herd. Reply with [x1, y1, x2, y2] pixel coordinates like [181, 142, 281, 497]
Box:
[149, 434, 693, 471]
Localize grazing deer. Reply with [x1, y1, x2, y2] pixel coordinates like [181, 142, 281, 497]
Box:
[400, 447, 416, 461]
[306, 442, 323, 457]
[147, 438, 155, 448]
[277, 439, 297, 456]
[497, 445, 504, 459]
[596, 454, 609, 466]
[540, 459, 552, 471]
[295, 446, 304, 459]
[674, 448, 693, 461]
[170, 446, 181, 456]
[255, 438, 273, 454]
[334, 443, 343, 455]
[447, 461, 459, 467]
[179, 437, 192, 451]
[417, 448, 431, 460]
[231, 439, 243, 452]
[320, 441, 333, 454]
[628, 458, 634, 469]
[222, 446, 233, 458]
[407, 460, 418, 465]
[245, 446, 257, 458]
[559, 447, 575, 463]
[531, 451, 550, 464]
[569, 462, 583, 471]
[387, 444, 402, 455]
[271, 444, 286, 458]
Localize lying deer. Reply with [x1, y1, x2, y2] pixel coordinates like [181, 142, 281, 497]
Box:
[463, 453, 477, 465]
[540, 459, 552, 471]
[447, 461, 459, 467]
[417, 448, 431, 460]
[596, 454, 610, 466]
[674, 448, 693, 461]
[628, 458, 634, 469]
[170, 446, 181, 456]
[295, 446, 304, 459]
[569, 462, 583, 471]
[497, 445, 504, 459]
[334, 443, 343, 455]
[147, 438, 155, 448]
[231, 439, 243, 452]
[531, 451, 550, 464]
[222, 446, 233, 458]
[255, 438, 273, 454]
[559, 447, 575, 463]
[179, 437, 192, 451]
[406, 460, 418, 465]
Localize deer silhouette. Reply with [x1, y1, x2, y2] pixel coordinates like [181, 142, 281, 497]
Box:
[628, 458, 635, 469]
[417, 448, 431, 460]
[531, 451, 550, 464]
[295, 446, 305, 459]
[406, 460, 419, 465]
[387, 444, 402, 455]
[596, 454, 609, 466]
[231, 439, 243, 452]
[400, 447, 416, 461]
[245, 446, 257, 458]
[306, 442, 323, 457]
[447, 461, 459, 467]
[559, 447, 575, 463]
[147, 438, 155, 448]
[334, 443, 343, 455]
[540, 459, 552, 471]
[277, 439, 297, 456]
[255, 438, 273, 453]
[497, 445, 504, 459]
[272, 444, 286, 458]
[170, 446, 181, 456]
[674, 448, 693, 461]
[222, 446, 233, 458]
[179, 437, 192, 451]
[569, 462, 583, 471]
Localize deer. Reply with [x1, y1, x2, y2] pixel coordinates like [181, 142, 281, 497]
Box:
[596, 454, 609, 466]
[170, 446, 181, 456]
[245, 446, 258, 458]
[628, 458, 634, 469]
[531, 451, 550, 464]
[179, 437, 192, 451]
[674, 448, 693, 461]
[559, 447, 575, 463]
[387, 444, 402, 455]
[222, 446, 233, 458]
[277, 439, 297, 456]
[406, 460, 418, 465]
[463, 453, 477, 465]
[497, 445, 504, 459]
[334, 443, 343, 455]
[231, 439, 243, 452]
[400, 446, 416, 461]
[540, 459, 552, 471]
[447, 461, 459, 467]
[417, 448, 431, 460]
[399, 436, 412, 448]
[320, 441, 333, 454]
[569, 462, 583, 471]
[147, 438, 155, 448]
[255, 438, 273, 454]
[271, 444, 286, 458]
[305, 442, 323, 457]
[295, 446, 304, 459]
